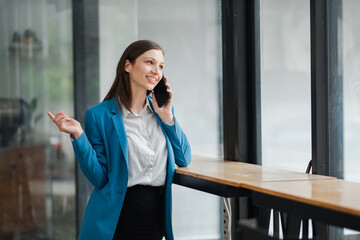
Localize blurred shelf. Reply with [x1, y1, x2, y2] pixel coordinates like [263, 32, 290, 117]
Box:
[8, 42, 42, 51]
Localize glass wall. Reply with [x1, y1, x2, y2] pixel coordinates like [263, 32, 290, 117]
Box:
[342, 0, 360, 183]
[99, 0, 223, 239]
[0, 0, 75, 239]
[260, 0, 311, 172]
[342, 1, 360, 237]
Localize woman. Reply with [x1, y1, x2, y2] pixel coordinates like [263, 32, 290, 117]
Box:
[48, 40, 191, 240]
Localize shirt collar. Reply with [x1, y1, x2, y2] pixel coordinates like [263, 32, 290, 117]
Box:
[145, 97, 154, 112]
[121, 97, 153, 118]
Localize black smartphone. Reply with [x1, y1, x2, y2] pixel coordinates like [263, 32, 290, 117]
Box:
[153, 75, 171, 108]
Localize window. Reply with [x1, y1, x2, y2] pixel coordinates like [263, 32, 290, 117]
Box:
[260, 0, 311, 172]
[342, 0, 360, 183]
[342, 1, 360, 236]
[0, 1, 75, 239]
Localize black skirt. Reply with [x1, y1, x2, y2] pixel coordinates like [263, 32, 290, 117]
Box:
[113, 185, 164, 240]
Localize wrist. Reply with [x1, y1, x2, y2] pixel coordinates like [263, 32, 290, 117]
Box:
[72, 129, 84, 140]
[162, 114, 174, 125]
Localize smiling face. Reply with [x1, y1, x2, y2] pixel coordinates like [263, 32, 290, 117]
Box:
[125, 49, 164, 95]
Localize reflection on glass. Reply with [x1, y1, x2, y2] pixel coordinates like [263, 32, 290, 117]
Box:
[99, 0, 222, 239]
[0, 1, 75, 239]
[260, 0, 311, 172]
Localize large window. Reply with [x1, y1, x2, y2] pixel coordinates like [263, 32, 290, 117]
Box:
[99, 0, 223, 239]
[342, 0, 360, 183]
[0, 0, 75, 239]
[260, 0, 311, 172]
[342, 2, 360, 236]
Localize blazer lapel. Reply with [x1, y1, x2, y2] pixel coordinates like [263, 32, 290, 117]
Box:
[110, 97, 128, 166]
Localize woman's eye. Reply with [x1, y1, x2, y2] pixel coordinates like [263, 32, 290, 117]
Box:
[147, 60, 153, 64]
[159, 65, 164, 70]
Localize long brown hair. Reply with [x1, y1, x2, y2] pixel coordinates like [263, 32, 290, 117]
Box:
[103, 40, 163, 111]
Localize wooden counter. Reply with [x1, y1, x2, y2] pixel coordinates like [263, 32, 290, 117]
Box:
[174, 156, 360, 231]
[174, 156, 335, 197]
[254, 179, 360, 217]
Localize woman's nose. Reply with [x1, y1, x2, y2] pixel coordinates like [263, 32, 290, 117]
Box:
[151, 66, 161, 75]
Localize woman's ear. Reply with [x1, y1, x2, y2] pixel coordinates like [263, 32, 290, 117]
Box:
[124, 59, 132, 73]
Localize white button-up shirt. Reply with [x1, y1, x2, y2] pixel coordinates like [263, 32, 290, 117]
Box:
[122, 98, 168, 187]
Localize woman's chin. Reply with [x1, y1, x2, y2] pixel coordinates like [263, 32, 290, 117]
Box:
[146, 84, 156, 92]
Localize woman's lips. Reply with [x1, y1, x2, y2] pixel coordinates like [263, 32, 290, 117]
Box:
[147, 76, 157, 84]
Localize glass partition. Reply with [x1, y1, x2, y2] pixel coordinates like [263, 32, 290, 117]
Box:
[260, 0, 311, 172]
[342, 0, 360, 237]
[343, 0, 360, 183]
[0, 1, 75, 239]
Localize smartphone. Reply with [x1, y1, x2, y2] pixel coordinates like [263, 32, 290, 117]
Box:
[153, 75, 171, 108]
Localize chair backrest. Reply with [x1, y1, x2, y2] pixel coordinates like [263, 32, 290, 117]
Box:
[306, 160, 312, 174]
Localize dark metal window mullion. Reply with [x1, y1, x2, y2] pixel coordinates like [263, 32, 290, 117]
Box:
[310, 0, 343, 239]
[221, 0, 261, 238]
[310, 0, 343, 179]
[248, 0, 261, 167]
[72, 0, 100, 237]
[221, 0, 261, 164]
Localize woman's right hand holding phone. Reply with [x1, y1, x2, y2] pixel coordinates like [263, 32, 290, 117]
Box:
[47, 111, 83, 139]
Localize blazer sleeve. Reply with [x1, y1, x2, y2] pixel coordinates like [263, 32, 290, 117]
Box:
[161, 113, 191, 167]
[71, 108, 108, 188]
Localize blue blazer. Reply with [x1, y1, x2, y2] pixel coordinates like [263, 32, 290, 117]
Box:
[71, 96, 191, 240]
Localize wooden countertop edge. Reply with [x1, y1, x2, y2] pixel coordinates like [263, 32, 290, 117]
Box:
[175, 169, 244, 188]
[175, 169, 360, 217]
[246, 183, 360, 217]
[175, 168, 336, 188]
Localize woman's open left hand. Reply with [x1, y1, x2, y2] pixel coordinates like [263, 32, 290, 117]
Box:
[47, 111, 84, 139]
[152, 77, 174, 125]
